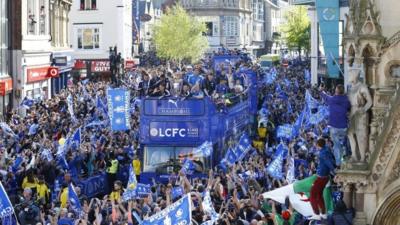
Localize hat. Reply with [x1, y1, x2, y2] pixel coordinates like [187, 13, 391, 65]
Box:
[186, 65, 193, 69]
[281, 210, 291, 220]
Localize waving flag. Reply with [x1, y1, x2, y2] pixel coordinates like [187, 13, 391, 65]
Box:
[136, 183, 151, 197]
[172, 186, 184, 200]
[181, 158, 196, 175]
[71, 127, 81, 150]
[0, 182, 15, 219]
[304, 69, 311, 82]
[20, 97, 35, 109]
[236, 133, 252, 161]
[266, 147, 285, 179]
[307, 106, 329, 125]
[141, 194, 192, 225]
[0, 123, 17, 139]
[67, 94, 77, 123]
[262, 175, 334, 218]
[193, 141, 213, 158]
[286, 156, 296, 184]
[305, 90, 319, 110]
[224, 148, 238, 165]
[107, 88, 130, 131]
[68, 184, 83, 217]
[202, 191, 219, 224]
[276, 124, 294, 140]
[41, 148, 54, 161]
[123, 165, 138, 201]
[96, 95, 108, 116]
[293, 109, 306, 136]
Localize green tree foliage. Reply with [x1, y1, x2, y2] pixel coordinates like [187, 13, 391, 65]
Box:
[281, 6, 311, 55]
[153, 5, 209, 63]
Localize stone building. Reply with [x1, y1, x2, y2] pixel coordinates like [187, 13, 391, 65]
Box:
[336, 0, 400, 225]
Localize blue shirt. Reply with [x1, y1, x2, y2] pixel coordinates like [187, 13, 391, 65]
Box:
[317, 147, 335, 176]
[58, 218, 74, 225]
[188, 74, 203, 86]
[216, 84, 229, 95]
[321, 92, 351, 129]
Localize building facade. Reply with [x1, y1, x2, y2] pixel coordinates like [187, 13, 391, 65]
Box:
[335, 0, 400, 224]
[50, 0, 74, 96]
[9, 0, 55, 109]
[69, 0, 133, 78]
[0, 0, 12, 118]
[265, 0, 290, 55]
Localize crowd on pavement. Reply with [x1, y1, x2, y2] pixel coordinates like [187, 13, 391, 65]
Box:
[0, 48, 351, 225]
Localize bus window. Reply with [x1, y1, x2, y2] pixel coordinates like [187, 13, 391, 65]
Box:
[144, 146, 174, 172]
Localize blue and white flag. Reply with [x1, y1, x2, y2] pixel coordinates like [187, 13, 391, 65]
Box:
[70, 127, 81, 149]
[96, 95, 108, 116]
[307, 106, 329, 125]
[12, 157, 24, 173]
[286, 156, 296, 184]
[67, 94, 77, 123]
[41, 148, 53, 161]
[276, 124, 294, 140]
[107, 88, 130, 131]
[202, 191, 219, 224]
[224, 148, 238, 166]
[273, 143, 288, 160]
[84, 120, 108, 129]
[20, 97, 35, 109]
[123, 165, 138, 201]
[235, 133, 252, 161]
[172, 186, 184, 200]
[304, 69, 311, 82]
[0, 182, 14, 219]
[305, 90, 319, 110]
[192, 141, 213, 158]
[68, 184, 83, 217]
[266, 148, 284, 180]
[136, 183, 151, 197]
[181, 158, 196, 175]
[141, 194, 192, 225]
[28, 123, 39, 136]
[0, 123, 17, 139]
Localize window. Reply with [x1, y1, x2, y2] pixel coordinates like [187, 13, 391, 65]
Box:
[39, 0, 46, 35]
[0, 0, 8, 76]
[204, 22, 213, 36]
[224, 16, 238, 36]
[27, 0, 37, 35]
[80, 0, 96, 10]
[77, 27, 100, 50]
[257, 0, 263, 20]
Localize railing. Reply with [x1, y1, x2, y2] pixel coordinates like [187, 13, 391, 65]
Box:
[182, 0, 245, 10]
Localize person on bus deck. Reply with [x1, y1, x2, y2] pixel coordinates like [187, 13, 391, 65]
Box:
[138, 71, 151, 96]
[148, 70, 160, 93]
[191, 82, 204, 99]
[158, 73, 171, 91]
[150, 83, 170, 98]
[188, 67, 204, 87]
[132, 155, 141, 183]
[180, 82, 192, 99]
[184, 65, 193, 81]
[202, 72, 216, 97]
[215, 78, 229, 96]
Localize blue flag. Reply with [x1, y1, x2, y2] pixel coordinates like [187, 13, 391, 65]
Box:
[273, 143, 288, 160]
[107, 88, 130, 131]
[68, 184, 82, 217]
[224, 148, 238, 165]
[307, 105, 329, 125]
[0, 182, 14, 219]
[85, 120, 107, 129]
[266, 148, 285, 180]
[192, 141, 213, 158]
[71, 127, 81, 150]
[305, 90, 319, 110]
[12, 157, 23, 173]
[123, 165, 138, 201]
[67, 94, 77, 123]
[276, 124, 294, 140]
[20, 97, 35, 109]
[96, 95, 108, 116]
[135, 183, 151, 197]
[304, 69, 311, 82]
[172, 186, 184, 200]
[181, 158, 196, 175]
[202, 191, 219, 224]
[235, 133, 252, 161]
[141, 194, 192, 225]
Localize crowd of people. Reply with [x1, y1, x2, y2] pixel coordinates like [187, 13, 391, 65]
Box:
[0, 49, 351, 225]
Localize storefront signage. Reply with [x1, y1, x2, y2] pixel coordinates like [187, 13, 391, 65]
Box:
[91, 61, 110, 73]
[47, 67, 59, 78]
[0, 78, 13, 96]
[53, 56, 68, 66]
[149, 121, 201, 142]
[27, 67, 49, 83]
[125, 60, 136, 69]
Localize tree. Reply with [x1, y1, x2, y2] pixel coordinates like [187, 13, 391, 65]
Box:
[280, 6, 311, 57]
[153, 5, 209, 63]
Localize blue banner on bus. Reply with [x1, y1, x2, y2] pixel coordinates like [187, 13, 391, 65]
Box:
[107, 88, 130, 131]
[143, 99, 205, 116]
[149, 121, 202, 142]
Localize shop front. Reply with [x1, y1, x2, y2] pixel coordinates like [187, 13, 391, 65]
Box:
[0, 77, 13, 120]
[72, 59, 111, 81]
[24, 66, 52, 101]
[51, 52, 74, 96]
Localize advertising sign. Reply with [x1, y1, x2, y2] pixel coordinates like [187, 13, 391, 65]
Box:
[149, 121, 201, 142]
[0, 78, 13, 96]
[91, 61, 110, 73]
[27, 67, 49, 83]
[316, 0, 340, 78]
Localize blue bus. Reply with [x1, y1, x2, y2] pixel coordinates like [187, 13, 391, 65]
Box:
[138, 96, 253, 184]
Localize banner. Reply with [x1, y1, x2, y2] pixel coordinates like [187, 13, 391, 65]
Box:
[68, 184, 83, 216]
[276, 124, 294, 140]
[107, 88, 130, 131]
[266, 148, 284, 180]
[141, 194, 192, 225]
[0, 182, 14, 219]
[67, 94, 77, 123]
[316, 0, 340, 78]
[77, 174, 109, 198]
[192, 141, 213, 158]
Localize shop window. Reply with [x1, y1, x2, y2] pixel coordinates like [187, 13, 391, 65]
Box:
[80, 0, 97, 10]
